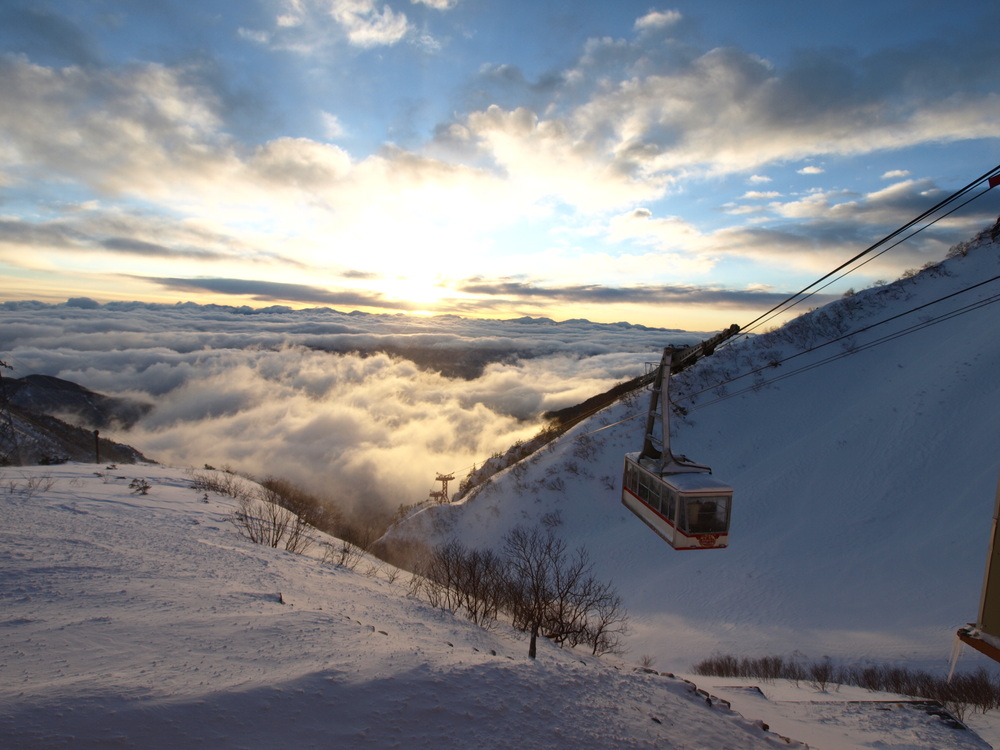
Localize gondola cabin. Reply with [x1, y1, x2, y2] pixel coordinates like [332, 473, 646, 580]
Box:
[622, 453, 732, 550]
[621, 341, 738, 550]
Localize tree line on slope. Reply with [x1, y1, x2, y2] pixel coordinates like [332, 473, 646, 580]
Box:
[192, 467, 629, 659]
[408, 525, 629, 658]
[694, 653, 1000, 721]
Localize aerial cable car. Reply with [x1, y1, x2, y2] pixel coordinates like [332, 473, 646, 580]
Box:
[621, 327, 739, 550]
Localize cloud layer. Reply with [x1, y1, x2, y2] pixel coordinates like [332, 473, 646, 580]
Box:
[0, 302, 697, 512]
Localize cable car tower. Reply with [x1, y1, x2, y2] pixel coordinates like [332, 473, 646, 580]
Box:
[429, 472, 455, 504]
[621, 326, 739, 550]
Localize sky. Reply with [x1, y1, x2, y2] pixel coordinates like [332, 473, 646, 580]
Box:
[1, 0, 1000, 329]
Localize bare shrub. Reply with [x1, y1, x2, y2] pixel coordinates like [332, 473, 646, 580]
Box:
[323, 539, 365, 570]
[541, 510, 563, 528]
[572, 434, 598, 461]
[230, 494, 292, 548]
[26, 474, 57, 493]
[694, 654, 1000, 717]
[191, 468, 255, 502]
[281, 514, 314, 554]
[452, 547, 505, 629]
[129, 478, 151, 495]
[544, 476, 566, 493]
[809, 656, 836, 692]
[502, 525, 628, 658]
[383, 566, 401, 584]
[582, 586, 630, 656]
[258, 476, 338, 534]
[7, 474, 57, 498]
[412, 540, 504, 629]
[228, 486, 314, 554]
[405, 527, 628, 657]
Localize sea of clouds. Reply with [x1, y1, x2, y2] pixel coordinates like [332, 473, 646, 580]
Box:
[0, 299, 707, 513]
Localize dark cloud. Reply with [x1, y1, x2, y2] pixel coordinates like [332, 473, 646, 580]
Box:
[0, 219, 82, 250]
[66, 297, 100, 309]
[456, 279, 809, 310]
[341, 269, 382, 280]
[101, 237, 228, 260]
[0, 214, 310, 270]
[145, 276, 416, 310]
[721, 177, 1000, 272]
[0, 4, 101, 67]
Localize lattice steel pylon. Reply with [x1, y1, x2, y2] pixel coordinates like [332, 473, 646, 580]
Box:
[428, 472, 455, 504]
[0, 361, 22, 466]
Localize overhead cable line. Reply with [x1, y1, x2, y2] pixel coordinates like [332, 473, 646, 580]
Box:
[435, 166, 1000, 495]
[439, 278, 1000, 502]
[736, 184, 997, 338]
[729, 162, 1000, 341]
[683, 281, 1000, 412]
[679, 271, 1000, 405]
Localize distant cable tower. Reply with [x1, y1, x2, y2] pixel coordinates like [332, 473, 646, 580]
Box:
[428, 472, 455, 504]
[0, 360, 21, 466]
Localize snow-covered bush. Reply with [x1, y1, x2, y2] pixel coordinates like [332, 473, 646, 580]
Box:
[229, 493, 313, 554]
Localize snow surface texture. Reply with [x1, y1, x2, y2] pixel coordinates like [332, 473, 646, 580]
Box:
[2, 465, 811, 749]
[381, 237, 1000, 744]
[4, 239, 1000, 747]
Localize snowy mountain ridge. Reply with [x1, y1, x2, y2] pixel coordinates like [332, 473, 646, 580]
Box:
[4, 463, 996, 749]
[4, 225, 1000, 748]
[384, 224, 1000, 680]
[1, 463, 822, 749]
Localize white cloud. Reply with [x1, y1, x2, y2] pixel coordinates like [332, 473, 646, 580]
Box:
[328, 0, 410, 47]
[412, 0, 459, 8]
[882, 169, 910, 179]
[237, 27, 271, 44]
[321, 112, 346, 139]
[251, 137, 353, 186]
[634, 9, 682, 31]
[463, 104, 668, 211]
[0, 304, 675, 510]
[604, 209, 721, 274]
[4, 15, 1000, 325]
[797, 166, 824, 175]
[256, 0, 411, 50]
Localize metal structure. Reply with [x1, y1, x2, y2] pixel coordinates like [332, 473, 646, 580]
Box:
[956, 472, 1000, 663]
[621, 326, 739, 550]
[429, 472, 455, 504]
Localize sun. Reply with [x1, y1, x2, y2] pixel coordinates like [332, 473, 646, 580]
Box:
[379, 274, 451, 313]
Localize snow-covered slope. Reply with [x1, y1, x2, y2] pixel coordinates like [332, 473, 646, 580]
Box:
[1, 464, 817, 749]
[5, 235, 1000, 749]
[385, 233, 1000, 681]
